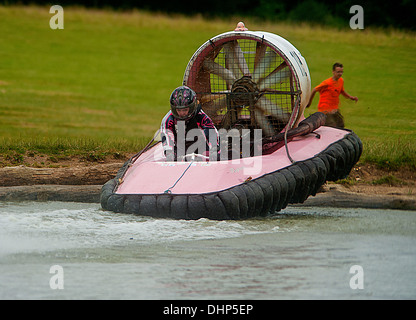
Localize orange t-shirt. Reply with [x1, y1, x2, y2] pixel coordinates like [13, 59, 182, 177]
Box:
[315, 77, 344, 113]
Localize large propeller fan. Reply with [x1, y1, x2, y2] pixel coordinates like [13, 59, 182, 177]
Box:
[183, 29, 304, 138]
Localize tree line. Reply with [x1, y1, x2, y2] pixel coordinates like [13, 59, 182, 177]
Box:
[2, 0, 414, 30]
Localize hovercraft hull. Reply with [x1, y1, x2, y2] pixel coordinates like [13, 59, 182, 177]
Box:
[101, 126, 362, 220]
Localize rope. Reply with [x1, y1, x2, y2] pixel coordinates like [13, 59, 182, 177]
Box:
[164, 160, 194, 194]
[284, 128, 295, 164]
[163, 153, 208, 194]
[284, 96, 301, 164]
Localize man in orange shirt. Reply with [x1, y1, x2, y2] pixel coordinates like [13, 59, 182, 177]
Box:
[306, 62, 358, 128]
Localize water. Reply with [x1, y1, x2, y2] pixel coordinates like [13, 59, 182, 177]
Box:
[0, 201, 415, 300]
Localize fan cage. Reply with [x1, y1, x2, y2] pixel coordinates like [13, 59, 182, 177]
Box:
[183, 34, 302, 140]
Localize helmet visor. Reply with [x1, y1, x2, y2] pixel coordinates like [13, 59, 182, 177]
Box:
[171, 101, 196, 120]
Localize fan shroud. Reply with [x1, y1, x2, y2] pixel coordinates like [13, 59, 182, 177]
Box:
[183, 31, 311, 138]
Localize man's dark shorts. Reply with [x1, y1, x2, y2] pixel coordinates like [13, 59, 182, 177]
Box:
[324, 110, 345, 129]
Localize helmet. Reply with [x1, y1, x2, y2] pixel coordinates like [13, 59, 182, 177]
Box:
[170, 86, 197, 120]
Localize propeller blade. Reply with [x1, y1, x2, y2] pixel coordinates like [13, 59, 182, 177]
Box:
[203, 59, 236, 89]
[253, 47, 276, 83]
[223, 42, 241, 79]
[233, 40, 251, 77]
[201, 95, 228, 114]
[255, 96, 291, 123]
[258, 63, 290, 90]
[254, 42, 267, 72]
[253, 108, 275, 136]
[200, 93, 227, 104]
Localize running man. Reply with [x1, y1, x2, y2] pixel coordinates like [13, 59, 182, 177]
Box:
[306, 62, 358, 128]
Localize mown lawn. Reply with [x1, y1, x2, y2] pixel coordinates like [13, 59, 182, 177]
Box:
[0, 5, 415, 169]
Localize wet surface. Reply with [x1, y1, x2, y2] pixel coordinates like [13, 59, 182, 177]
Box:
[0, 202, 415, 299]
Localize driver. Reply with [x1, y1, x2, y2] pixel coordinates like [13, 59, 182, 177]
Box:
[160, 86, 219, 161]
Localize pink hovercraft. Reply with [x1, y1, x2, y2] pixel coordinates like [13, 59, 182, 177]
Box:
[101, 27, 362, 220]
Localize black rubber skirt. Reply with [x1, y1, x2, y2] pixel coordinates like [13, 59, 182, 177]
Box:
[101, 131, 362, 220]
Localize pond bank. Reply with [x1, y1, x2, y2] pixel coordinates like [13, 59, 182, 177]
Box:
[0, 163, 415, 211]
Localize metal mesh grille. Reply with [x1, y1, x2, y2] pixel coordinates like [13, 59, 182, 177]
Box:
[189, 38, 300, 137]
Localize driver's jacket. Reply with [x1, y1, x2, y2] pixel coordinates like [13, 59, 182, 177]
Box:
[160, 109, 219, 160]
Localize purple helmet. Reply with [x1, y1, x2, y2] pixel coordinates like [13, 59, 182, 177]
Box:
[170, 86, 197, 120]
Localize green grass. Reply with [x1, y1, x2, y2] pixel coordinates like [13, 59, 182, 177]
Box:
[0, 5, 415, 169]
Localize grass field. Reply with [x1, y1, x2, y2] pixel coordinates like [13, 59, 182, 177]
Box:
[0, 5, 415, 169]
